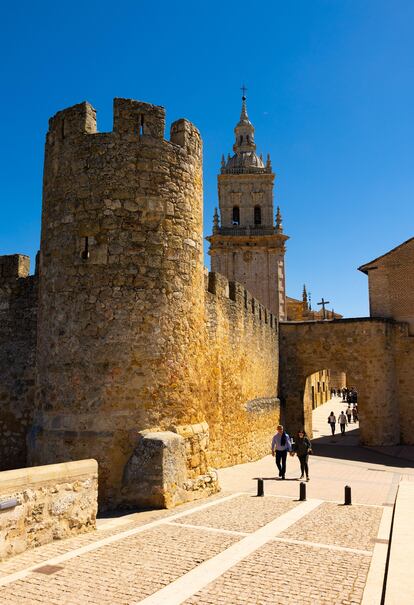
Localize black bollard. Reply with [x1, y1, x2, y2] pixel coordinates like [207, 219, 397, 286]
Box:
[299, 481, 306, 501]
[257, 478, 264, 497]
[344, 485, 352, 505]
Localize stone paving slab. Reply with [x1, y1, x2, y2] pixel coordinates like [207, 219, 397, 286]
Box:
[279, 501, 383, 551]
[169, 494, 298, 534]
[0, 524, 240, 604]
[184, 541, 371, 605]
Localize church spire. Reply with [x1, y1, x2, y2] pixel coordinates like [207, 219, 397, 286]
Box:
[221, 88, 266, 174]
[233, 92, 256, 154]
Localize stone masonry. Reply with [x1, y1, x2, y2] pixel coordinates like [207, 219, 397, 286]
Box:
[0, 459, 97, 561]
[0, 98, 279, 510]
[279, 317, 414, 445]
[0, 255, 37, 471]
[2, 94, 414, 513]
[207, 96, 288, 320]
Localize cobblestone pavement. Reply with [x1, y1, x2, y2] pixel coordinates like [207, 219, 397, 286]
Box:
[169, 494, 298, 533]
[185, 542, 371, 605]
[279, 501, 383, 551]
[0, 397, 410, 604]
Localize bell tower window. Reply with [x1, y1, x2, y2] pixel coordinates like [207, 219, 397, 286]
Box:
[254, 205, 261, 225]
[232, 206, 240, 225]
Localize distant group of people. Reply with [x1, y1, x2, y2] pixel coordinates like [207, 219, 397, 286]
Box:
[327, 404, 358, 436]
[330, 386, 358, 404]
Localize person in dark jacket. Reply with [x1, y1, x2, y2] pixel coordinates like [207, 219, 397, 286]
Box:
[292, 430, 312, 481]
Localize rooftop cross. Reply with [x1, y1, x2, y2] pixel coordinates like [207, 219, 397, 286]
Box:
[241, 84, 248, 99]
[317, 297, 331, 320]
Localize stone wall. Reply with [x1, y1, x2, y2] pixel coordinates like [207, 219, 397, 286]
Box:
[0, 459, 97, 561]
[23, 98, 279, 510]
[279, 319, 402, 445]
[29, 99, 205, 508]
[304, 369, 330, 412]
[394, 327, 414, 444]
[360, 237, 414, 335]
[204, 272, 280, 467]
[0, 255, 37, 471]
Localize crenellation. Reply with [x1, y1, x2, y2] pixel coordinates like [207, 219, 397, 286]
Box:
[113, 97, 165, 139]
[47, 101, 97, 143]
[0, 255, 30, 280]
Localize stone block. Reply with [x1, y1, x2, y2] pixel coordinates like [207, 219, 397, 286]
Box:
[121, 430, 219, 509]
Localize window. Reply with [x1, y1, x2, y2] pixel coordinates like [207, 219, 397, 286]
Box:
[232, 206, 240, 225]
[81, 237, 89, 260]
[254, 205, 261, 225]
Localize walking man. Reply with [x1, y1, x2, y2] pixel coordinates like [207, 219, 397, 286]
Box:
[346, 405, 352, 424]
[271, 425, 292, 479]
[338, 410, 348, 435]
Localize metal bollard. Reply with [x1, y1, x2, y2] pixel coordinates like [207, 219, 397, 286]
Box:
[257, 478, 264, 497]
[344, 485, 352, 505]
[299, 481, 306, 501]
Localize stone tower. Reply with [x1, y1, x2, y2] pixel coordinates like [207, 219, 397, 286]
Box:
[29, 98, 204, 506]
[207, 95, 289, 320]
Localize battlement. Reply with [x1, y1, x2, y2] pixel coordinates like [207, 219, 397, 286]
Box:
[113, 98, 165, 138]
[0, 255, 30, 280]
[205, 271, 278, 331]
[47, 102, 97, 143]
[46, 98, 201, 156]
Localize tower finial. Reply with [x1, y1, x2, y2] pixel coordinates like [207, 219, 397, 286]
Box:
[302, 284, 308, 309]
[213, 207, 220, 234]
[276, 206, 283, 233]
[240, 86, 249, 121]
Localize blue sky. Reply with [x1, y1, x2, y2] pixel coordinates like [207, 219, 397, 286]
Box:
[1, 1, 413, 316]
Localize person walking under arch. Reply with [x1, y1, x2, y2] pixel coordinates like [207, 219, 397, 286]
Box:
[328, 411, 336, 436]
[271, 425, 292, 480]
[338, 410, 348, 435]
[292, 429, 312, 481]
[352, 404, 359, 423]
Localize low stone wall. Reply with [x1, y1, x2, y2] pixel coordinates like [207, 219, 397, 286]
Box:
[0, 459, 98, 561]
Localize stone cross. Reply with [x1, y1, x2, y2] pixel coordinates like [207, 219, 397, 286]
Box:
[317, 297, 330, 319]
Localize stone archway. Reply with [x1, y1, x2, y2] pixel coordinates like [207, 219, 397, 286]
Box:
[279, 318, 401, 446]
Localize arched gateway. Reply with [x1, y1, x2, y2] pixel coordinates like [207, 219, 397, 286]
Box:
[279, 317, 414, 447]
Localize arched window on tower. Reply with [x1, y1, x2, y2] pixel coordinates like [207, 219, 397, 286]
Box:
[232, 206, 240, 225]
[254, 205, 262, 225]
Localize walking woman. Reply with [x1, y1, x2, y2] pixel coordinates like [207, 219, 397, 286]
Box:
[328, 411, 336, 435]
[292, 430, 312, 481]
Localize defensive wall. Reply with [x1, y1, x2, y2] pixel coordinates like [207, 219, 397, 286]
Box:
[204, 271, 279, 468]
[279, 317, 414, 445]
[0, 98, 279, 509]
[0, 255, 38, 471]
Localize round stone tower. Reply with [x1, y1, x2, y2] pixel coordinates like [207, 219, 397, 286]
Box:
[29, 98, 204, 506]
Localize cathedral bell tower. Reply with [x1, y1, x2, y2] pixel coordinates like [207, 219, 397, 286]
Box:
[207, 93, 289, 320]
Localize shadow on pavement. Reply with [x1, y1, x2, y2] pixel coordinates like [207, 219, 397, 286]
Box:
[311, 434, 414, 469]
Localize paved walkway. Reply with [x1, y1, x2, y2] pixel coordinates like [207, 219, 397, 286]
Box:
[0, 397, 413, 604]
